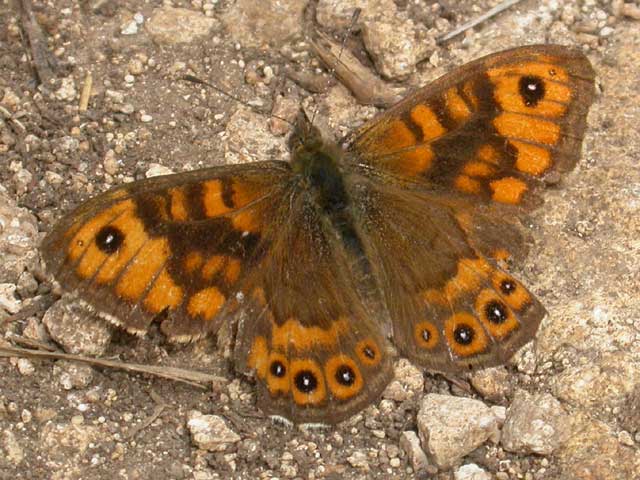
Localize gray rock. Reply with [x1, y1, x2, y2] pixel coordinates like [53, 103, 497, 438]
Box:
[224, 107, 288, 165]
[187, 411, 241, 452]
[557, 414, 640, 479]
[501, 390, 571, 455]
[54, 360, 95, 390]
[470, 367, 511, 401]
[383, 358, 424, 402]
[553, 352, 640, 409]
[346, 450, 370, 471]
[16, 358, 35, 376]
[145, 163, 174, 178]
[316, 0, 393, 31]
[39, 422, 101, 467]
[54, 77, 77, 101]
[0, 189, 39, 284]
[0, 283, 20, 314]
[145, 7, 219, 45]
[43, 298, 113, 356]
[454, 463, 492, 480]
[317, 0, 435, 79]
[362, 16, 435, 80]
[399, 430, 430, 473]
[1, 431, 24, 466]
[417, 394, 500, 469]
[221, 0, 305, 48]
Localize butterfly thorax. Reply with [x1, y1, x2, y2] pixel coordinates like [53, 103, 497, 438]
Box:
[290, 122, 351, 217]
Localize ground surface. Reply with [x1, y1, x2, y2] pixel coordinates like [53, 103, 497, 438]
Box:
[1, 0, 639, 479]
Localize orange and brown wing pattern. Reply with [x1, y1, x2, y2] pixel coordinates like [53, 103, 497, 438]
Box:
[350, 177, 544, 373]
[42, 162, 292, 340]
[349, 45, 595, 208]
[232, 191, 394, 424]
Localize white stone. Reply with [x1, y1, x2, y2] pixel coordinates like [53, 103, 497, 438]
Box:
[187, 411, 240, 451]
[417, 394, 499, 469]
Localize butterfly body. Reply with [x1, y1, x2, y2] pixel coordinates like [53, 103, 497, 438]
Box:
[43, 45, 595, 424]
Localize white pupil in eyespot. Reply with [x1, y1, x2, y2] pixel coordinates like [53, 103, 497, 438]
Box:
[527, 83, 537, 90]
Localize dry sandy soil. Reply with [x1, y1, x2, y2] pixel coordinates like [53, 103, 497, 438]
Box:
[1, 0, 639, 479]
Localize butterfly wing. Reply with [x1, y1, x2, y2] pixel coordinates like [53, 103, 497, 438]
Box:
[231, 188, 394, 424]
[43, 160, 394, 424]
[342, 45, 595, 372]
[348, 45, 595, 209]
[42, 162, 292, 341]
[349, 175, 544, 372]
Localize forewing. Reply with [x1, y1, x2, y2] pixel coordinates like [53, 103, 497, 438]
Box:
[42, 162, 291, 341]
[349, 45, 595, 208]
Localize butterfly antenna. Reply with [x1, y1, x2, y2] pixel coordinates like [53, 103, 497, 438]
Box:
[181, 74, 294, 128]
[308, 8, 362, 129]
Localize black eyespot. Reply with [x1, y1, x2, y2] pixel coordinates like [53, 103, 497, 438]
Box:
[294, 370, 318, 393]
[422, 329, 431, 342]
[363, 345, 376, 359]
[453, 325, 474, 345]
[519, 75, 545, 107]
[270, 360, 286, 378]
[95, 226, 124, 254]
[335, 365, 356, 386]
[485, 300, 508, 324]
[500, 279, 516, 295]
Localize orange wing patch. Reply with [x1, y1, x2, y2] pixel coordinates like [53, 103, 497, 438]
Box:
[169, 187, 189, 221]
[379, 118, 434, 176]
[114, 238, 170, 301]
[489, 177, 528, 205]
[270, 317, 349, 352]
[493, 113, 560, 145]
[487, 60, 576, 179]
[203, 180, 230, 217]
[490, 75, 570, 118]
[410, 104, 446, 140]
[511, 140, 552, 176]
[187, 287, 225, 321]
[444, 87, 472, 122]
[144, 269, 183, 314]
[454, 175, 482, 194]
[476, 144, 500, 165]
[423, 257, 492, 306]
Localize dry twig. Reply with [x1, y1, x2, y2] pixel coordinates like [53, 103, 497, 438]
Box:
[312, 32, 404, 108]
[0, 344, 227, 388]
[16, 0, 59, 83]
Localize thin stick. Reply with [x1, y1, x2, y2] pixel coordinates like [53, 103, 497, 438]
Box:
[0, 345, 226, 388]
[79, 71, 93, 111]
[437, 0, 524, 44]
[17, 0, 59, 83]
[309, 8, 361, 127]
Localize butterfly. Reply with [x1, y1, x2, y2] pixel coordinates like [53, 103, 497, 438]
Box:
[42, 45, 595, 425]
